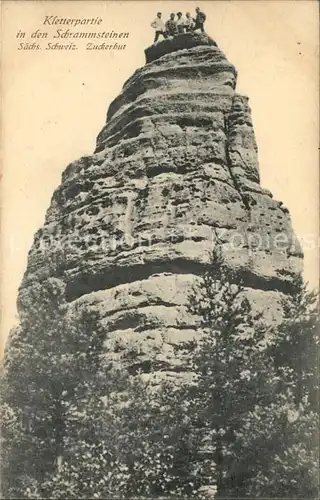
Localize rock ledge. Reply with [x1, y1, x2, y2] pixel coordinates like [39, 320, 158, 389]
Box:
[145, 32, 217, 63]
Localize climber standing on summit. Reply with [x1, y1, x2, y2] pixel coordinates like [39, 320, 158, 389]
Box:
[193, 6, 206, 32]
[165, 13, 178, 37]
[151, 12, 168, 43]
[185, 12, 195, 32]
[176, 12, 186, 34]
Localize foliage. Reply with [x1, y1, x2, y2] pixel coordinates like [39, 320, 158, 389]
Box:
[183, 250, 319, 497]
[271, 275, 319, 410]
[1, 252, 318, 498]
[1, 278, 126, 498]
[115, 377, 206, 498]
[2, 279, 68, 497]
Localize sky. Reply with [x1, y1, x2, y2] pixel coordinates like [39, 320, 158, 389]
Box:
[1, 0, 319, 356]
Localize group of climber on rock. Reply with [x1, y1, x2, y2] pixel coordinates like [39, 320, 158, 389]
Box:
[151, 7, 206, 43]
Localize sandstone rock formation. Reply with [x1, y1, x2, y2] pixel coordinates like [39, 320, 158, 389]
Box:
[18, 33, 303, 382]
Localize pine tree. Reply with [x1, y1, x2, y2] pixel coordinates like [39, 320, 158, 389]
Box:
[242, 275, 319, 498]
[184, 250, 319, 497]
[186, 250, 274, 495]
[1, 278, 129, 498]
[113, 375, 203, 498]
[2, 278, 68, 497]
[272, 275, 319, 411]
[2, 255, 318, 498]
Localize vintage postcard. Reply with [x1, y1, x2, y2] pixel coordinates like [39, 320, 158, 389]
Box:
[1, 1, 319, 498]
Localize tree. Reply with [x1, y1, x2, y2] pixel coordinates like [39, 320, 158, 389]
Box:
[271, 275, 319, 411]
[234, 394, 319, 498]
[117, 377, 206, 499]
[2, 279, 68, 497]
[105, 248, 276, 498]
[183, 249, 319, 498]
[1, 278, 129, 498]
[242, 275, 319, 498]
[2, 254, 318, 499]
[186, 250, 274, 495]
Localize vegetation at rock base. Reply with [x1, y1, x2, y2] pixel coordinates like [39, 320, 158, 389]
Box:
[1, 253, 319, 498]
[183, 252, 319, 498]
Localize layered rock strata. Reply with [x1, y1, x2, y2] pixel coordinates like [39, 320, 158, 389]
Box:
[18, 33, 303, 381]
